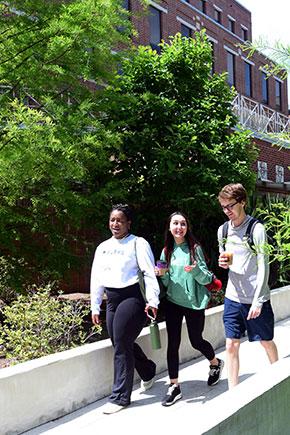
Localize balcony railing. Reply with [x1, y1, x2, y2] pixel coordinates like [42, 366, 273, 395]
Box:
[233, 94, 290, 135]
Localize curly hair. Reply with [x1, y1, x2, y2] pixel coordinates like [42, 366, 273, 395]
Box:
[110, 204, 133, 222]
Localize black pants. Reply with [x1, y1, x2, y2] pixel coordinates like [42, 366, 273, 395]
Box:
[106, 283, 156, 406]
[165, 299, 215, 379]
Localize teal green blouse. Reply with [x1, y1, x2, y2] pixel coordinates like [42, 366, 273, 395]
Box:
[160, 243, 212, 310]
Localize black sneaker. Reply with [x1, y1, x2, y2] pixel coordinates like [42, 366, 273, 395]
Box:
[207, 358, 224, 386]
[162, 384, 182, 406]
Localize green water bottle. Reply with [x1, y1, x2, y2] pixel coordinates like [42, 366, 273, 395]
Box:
[150, 319, 161, 350]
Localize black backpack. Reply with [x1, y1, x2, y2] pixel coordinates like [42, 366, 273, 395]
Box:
[221, 217, 279, 289]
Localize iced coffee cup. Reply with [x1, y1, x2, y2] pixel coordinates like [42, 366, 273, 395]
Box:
[224, 252, 233, 265]
[156, 260, 168, 276]
[219, 252, 233, 268]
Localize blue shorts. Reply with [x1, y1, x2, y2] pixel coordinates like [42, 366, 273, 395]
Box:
[223, 297, 274, 342]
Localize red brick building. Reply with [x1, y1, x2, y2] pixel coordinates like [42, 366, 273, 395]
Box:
[127, 0, 290, 195]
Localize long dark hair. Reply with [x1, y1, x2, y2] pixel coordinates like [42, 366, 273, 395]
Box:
[164, 211, 199, 265]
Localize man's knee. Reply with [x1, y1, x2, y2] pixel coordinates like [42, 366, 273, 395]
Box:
[226, 339, 240, 355]
[260, 340, 273, 350]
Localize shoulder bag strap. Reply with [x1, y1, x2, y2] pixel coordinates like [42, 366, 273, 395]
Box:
[134, 237, 147, 302]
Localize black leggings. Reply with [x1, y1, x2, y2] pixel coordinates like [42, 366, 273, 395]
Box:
[106, 283, 156, 406]
[165, 300, 215, 379]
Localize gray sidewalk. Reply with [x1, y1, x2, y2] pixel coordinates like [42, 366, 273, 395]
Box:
[24, 318, 290, 435]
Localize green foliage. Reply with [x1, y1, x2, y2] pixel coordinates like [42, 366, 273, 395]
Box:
[208, 289, 225, 308]
[0, 0, 132, 282]
[254, 196, 290, 286]
[0, 284, 101, 364]
[242, 38, 290, 80]
[101, 33, 257, 249]
[0, 256, 26, 303]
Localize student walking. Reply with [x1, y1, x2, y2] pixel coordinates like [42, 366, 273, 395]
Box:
[90, 204, 160, 414]
[157, 211, 224, 406]
[217, 183, 278, 389]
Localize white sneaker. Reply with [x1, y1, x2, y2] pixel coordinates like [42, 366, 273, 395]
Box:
[102, 402, 126, 414]
[140, 376, 155, 393]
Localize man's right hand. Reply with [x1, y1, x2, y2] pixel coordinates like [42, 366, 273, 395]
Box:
[218, 253, 230, 269]
[92, 314, 101, 325]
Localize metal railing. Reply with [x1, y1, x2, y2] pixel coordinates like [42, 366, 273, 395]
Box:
[233, 94, 290, 135]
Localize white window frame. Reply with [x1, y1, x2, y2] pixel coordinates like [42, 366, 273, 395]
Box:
[148, 0, 168, 14]
[176, 16, 196, 31]
[275, 165, 284, 183]
[257, 161, 268, 181]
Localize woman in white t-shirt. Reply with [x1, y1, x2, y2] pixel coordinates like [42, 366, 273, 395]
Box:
[90, 204, 160, 414]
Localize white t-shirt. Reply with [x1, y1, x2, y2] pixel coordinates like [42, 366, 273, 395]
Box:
[90, 234, 160, 314]
[217, 215, 270, 308]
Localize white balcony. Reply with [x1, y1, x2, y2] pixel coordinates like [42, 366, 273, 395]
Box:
[233, 94, 290, 135]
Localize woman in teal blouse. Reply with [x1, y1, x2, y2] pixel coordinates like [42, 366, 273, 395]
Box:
[156, 211, 224, 406]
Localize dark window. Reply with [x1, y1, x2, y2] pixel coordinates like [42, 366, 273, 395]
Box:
[181, 23, 192, 38]
[149, 6, 161, 53]
[214, 8, 221, 23]
[244, 62, 252, 97]
[197, 0, 206, 14]
[228, 18, 235, 33]
[226, 52, 235, 86]
[275, 80, 282, 110]
[241, 27, 248, 41]
[261, 72, 269, 104]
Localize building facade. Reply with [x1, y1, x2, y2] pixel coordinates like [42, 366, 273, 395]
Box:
[127, 0, 290, 194]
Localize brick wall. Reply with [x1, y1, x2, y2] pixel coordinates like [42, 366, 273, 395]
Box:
[254, 138, 290, 183]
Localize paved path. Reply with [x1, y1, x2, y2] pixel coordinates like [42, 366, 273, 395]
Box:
[24, 318, 290, 435]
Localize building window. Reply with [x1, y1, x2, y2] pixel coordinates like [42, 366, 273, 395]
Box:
[226, 52, 235, 86]
[261, 72, 269, 104]
[214, 8, 221, 24]
[198, 0, 207, 14]
[276, 165, 284, 183]
[275, 80, 282, 110]
[149, 6, 161, 53]
[181, 24, 192, 38]
[228, 17, 235, 33]
[257, 161, 268, 181]
[244, 62, 252, 97]
[241, 27, 248, 41]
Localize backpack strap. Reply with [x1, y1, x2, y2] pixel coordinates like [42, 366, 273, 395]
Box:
[222, 218, 260, 251]
[244, 217, 260, 250]
[221, 221, 229, 250]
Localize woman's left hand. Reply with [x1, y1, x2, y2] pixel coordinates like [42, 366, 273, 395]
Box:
[184, 262, 197, 273]
[144, 304, 157, 319]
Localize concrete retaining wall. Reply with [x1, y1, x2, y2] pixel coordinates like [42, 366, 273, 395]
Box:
[1, 285, 289, 435]
[201, 357, 290, 434]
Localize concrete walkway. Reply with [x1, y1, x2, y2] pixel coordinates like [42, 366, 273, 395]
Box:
[23, 318, 290, 435]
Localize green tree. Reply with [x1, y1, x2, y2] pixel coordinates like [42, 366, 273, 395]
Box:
[0, 0, 131, 285]
[101, 33, 257, 252]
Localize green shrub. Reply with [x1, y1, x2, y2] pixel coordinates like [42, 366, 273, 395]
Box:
[0, 256, 26, 304]
[251, 195, 290, 287]
[0, 284, 101, 364]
